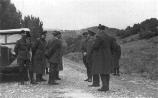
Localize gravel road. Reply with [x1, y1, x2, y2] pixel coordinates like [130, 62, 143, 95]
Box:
[0, 58, 157, 98]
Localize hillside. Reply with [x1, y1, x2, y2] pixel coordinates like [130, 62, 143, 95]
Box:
[63, 22, 158, 79]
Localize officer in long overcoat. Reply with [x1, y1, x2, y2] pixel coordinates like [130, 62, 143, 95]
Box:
[32, 31, 47, 82]
[86, 30, 100, 86]
[14, 30, 37, 85]
[45, 31, 62, 85]
[112, 41, 121, 76]
[90, 24, 117, 92]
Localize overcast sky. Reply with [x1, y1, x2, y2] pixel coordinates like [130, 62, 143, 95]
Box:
[11, 0, 157, 30]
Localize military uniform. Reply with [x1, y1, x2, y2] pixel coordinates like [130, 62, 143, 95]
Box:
[32, 37, 47, 81]
[81, 36, 92, 81]
[112, 42, 121, 75]
[90, 24, 117, 91]
[46, 31, 62, 84]
[87, 30, 100, 86]
[14, 37, 33, 84]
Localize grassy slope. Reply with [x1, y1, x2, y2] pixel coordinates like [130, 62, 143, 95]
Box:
[120, 36, 158, 79]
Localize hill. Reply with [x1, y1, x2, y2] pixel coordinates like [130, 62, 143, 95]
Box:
[63, 18, 158, 79]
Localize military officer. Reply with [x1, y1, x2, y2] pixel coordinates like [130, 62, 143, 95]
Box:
[14, 30, 37, 85]
[112, 41, 121, 76]
[45, 31, 62, 85]
[90, 24, 117, 92]
[55, 37, 66, 80]
[86, 30, 100, 86]
[32, 31, 47, 82]
[81, 32, 92, 82]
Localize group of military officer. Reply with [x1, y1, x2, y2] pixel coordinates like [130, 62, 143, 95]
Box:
[14, 30, 63, 85]
[81, 24, 121, 92]
[14, 24, 121, 92]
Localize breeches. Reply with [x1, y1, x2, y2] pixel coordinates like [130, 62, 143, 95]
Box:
[18, 59, 30, 81]
[49, 63, 58, 73]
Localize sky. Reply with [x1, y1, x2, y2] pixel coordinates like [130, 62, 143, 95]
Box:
[11, 0, 158, 30]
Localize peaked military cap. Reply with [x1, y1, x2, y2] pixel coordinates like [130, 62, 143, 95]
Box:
[20, 30, 31, 37]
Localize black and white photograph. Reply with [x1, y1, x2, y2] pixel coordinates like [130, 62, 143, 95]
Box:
[0, 0, 158, 97]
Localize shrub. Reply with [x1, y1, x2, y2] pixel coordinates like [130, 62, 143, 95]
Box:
[139, 31, 158, 39]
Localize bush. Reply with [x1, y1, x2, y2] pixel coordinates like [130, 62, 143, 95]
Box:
[139, 31, 158, 39]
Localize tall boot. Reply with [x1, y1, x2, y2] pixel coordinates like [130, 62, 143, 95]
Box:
[48, 73, 53, 84]
[89, 74, 100, 87]
[19, 66, 25, 85]
[98, 74, 110, 92]
[29, 71, 38, 84]
[48, 72, 58, 85]
[87, 65, 92, 82]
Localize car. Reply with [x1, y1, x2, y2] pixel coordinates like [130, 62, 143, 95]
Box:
[0, 28, 30, 82]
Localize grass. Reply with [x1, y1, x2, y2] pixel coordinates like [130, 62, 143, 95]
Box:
[64, 36, 158, 80]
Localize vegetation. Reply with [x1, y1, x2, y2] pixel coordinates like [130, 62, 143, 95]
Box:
[64, 18, 158, 80]
[0, 0, 43, 39]
[117, 18, 158, 39]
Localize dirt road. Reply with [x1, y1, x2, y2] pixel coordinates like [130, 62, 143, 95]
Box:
[0, 58, 157, 98]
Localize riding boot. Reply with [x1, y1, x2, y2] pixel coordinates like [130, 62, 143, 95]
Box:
[89, 74, 100, 87]
[99, 74, 110, 91]
[48, 72, 58, 85]
[29, 71, 38, 84]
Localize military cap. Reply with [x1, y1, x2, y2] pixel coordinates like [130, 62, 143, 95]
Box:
[20, 30, 31, 37]
[52, 31, 61, 36]
[98, 24, 105, 30]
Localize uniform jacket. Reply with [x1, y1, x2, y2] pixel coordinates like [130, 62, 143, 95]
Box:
[32, 38, 47, 74]
[14, 38, 31, 61]
[91, 30, 117, 74]
[46, 37, 63, 70]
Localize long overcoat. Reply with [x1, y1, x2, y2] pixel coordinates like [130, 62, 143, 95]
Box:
[46, 38, 63, 71]
[32, 38, 47, 74]
[91, 31, 117, 74]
